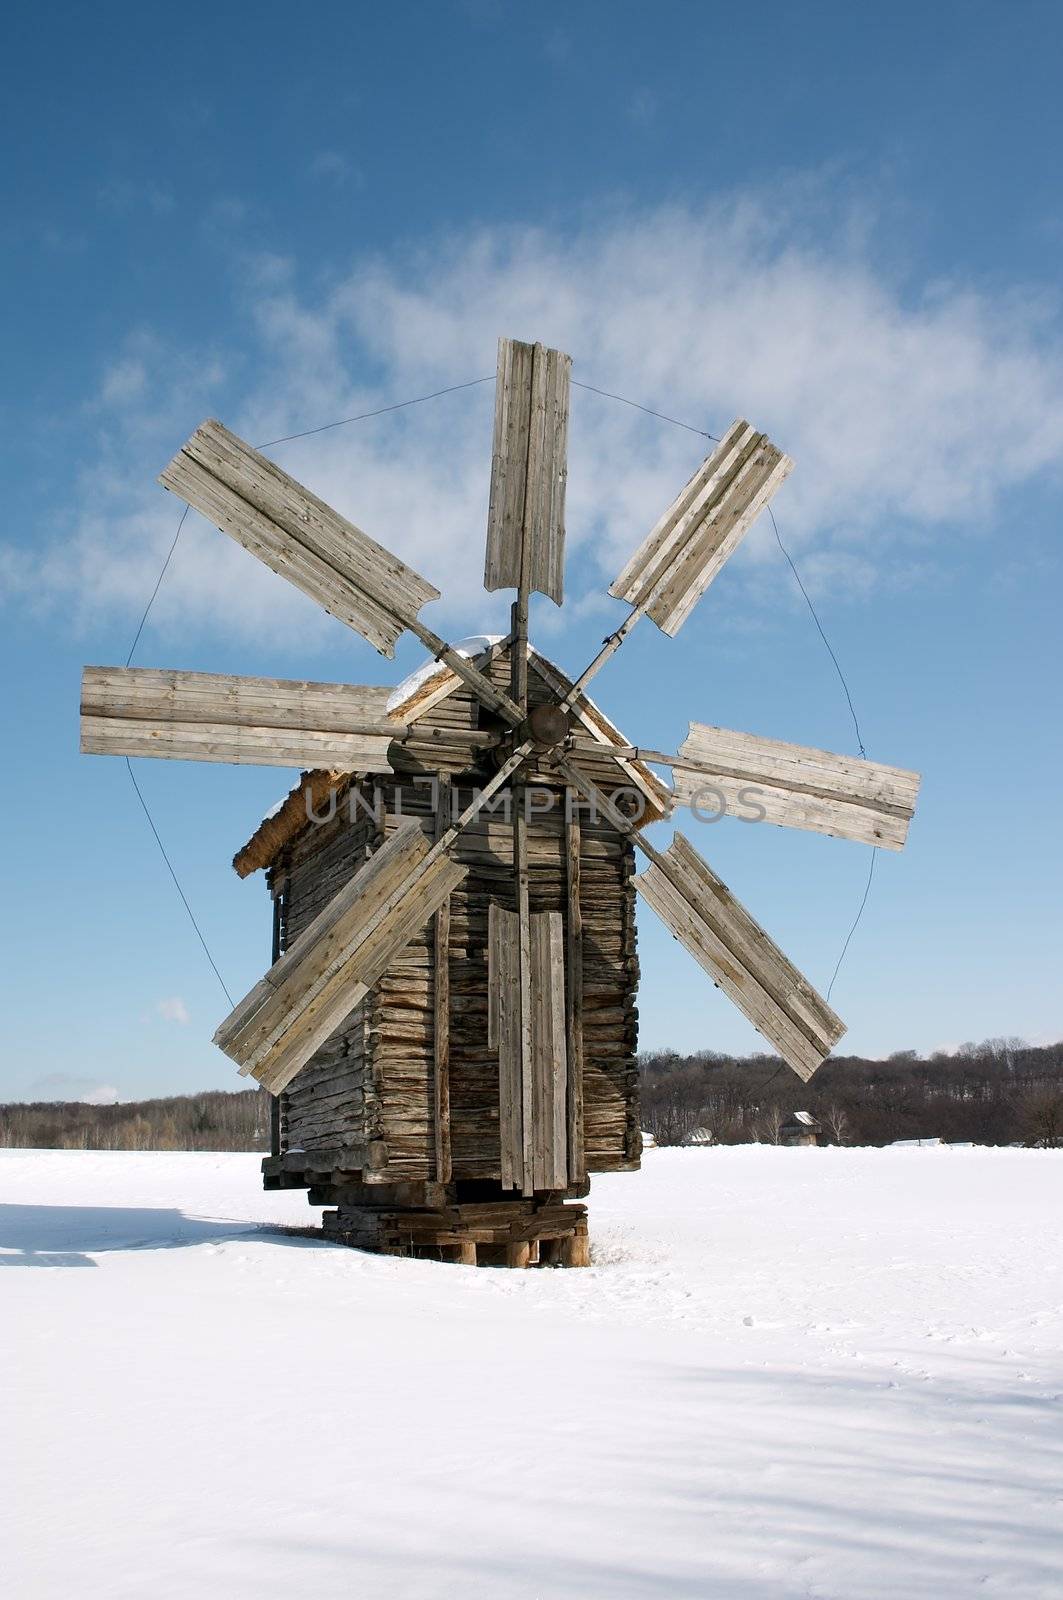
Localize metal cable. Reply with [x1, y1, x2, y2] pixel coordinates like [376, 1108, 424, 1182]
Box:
[765, 503, 875, 998]
[255, 376, 495, 448]
[124, 759, 235, 1007]
[767, 503, 866, 758]
[571, 378, 718, 440]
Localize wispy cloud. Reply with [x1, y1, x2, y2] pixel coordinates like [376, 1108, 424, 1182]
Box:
[6, 190, 1063, 647]
[157, 997, 191, 1025]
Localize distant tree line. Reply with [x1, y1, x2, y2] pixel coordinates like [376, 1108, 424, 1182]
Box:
[2, 1036, 1061, 1152]
[640, 1036, 1063, 1149]
[0, 1089, 270, 1152]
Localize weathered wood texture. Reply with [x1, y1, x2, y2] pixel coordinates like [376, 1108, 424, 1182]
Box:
[433, 779, 453, 1183]
[160, 419, 440, 657]
[274, 811, 374, 1157]
[565, 809, 586, 1181]
[671, 722, 921, 850]
[319, 1197, 588, 1264]
[489, 905, 569, 1193]
[485, 338, 571, 606]
[609, 419, 793, 636]
[529, 910, 568, 1189]
[257, 782, 639, 1182]
[80, 666, 401, 770]
[633, 831, 844, 1081]
[488, 903, 522, 1191]
[215, 818, 466, 1093]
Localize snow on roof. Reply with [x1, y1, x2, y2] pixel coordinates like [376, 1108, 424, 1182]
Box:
[386, 636, 504, 715]
[792, 1111, 818, 1127]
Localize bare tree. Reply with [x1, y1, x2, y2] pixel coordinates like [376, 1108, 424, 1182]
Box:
[756, 1103, 785, 1145]
[824, 1103, 851, 1145]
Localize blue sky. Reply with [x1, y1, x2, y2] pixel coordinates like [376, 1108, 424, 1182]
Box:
[2, 0, 1061, 1103]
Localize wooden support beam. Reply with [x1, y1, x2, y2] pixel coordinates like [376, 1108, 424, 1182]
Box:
[560, 1221, 591, 1268]
[564, 807, 586, 1182]
[433, 778, 453, 1184]
[514, 788, 534, 1197]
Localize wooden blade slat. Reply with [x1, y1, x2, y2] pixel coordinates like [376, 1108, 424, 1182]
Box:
[214, 819, 466, 1093]
[670, 723, 921, 850]
[160, 419, 440, 657]
[80, 666, 401, 771]
[484, 337, 571, 606]
[81, 718, 396, 770]
[609, 420, 793, 636]
[633, 832, 844, 1080]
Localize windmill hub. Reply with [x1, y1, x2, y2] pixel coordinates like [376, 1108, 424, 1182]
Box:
[524, 702, 570, 750]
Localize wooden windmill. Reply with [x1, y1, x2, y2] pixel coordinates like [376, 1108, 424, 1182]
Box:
[80, 337, 920, 1265]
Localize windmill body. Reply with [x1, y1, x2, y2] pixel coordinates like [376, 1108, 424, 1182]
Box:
[80, 335, 921, 1265]
[234, 639, 659, 1260]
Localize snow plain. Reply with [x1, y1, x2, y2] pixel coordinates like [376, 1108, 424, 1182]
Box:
[4, 1145, 1062, 1599]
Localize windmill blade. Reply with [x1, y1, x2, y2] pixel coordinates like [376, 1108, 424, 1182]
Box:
[215, 818, 467, 1094]
[554, 755, 843, 1081]
[160, 419, 439, 658]
[160, 419, 525, 726]
[664, 723, 921, 850]
[80, 666, 403, 771]
[633, 833, 845, 1081]
[609, 420, 793, 637]
[484, 337, 571, 607]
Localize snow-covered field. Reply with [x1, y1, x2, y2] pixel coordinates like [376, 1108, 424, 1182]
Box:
[4, 1147, 1062, 1599]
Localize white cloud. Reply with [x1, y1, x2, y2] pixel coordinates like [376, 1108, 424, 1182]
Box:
[6, 191, 1063, 649]
[98, 357, 148, 407]
[157, 997, 191, 1025]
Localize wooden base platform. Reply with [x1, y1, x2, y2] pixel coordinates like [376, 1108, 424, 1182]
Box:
[319, 1197, 590, 1267]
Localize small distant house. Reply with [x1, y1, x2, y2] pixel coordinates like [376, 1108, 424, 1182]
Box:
[681, 1126, 715, 1147]
[780, 1110, 820, 1147]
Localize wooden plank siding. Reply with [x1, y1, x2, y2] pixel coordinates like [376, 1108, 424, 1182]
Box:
[276, 808, 375, 1158]
[488, 904, 523, 1191]
[484, 338, 571, 606]
[609, 420, 793, 636]
[489, 905, 569, 1193]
